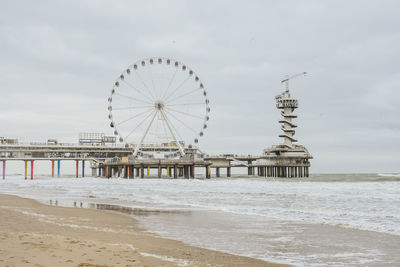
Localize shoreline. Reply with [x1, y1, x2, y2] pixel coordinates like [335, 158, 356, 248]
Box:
[0, 194, 285, 266]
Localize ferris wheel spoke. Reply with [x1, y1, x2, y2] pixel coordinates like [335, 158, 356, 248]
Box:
[166, 102, 205, 107]
[165, 107, 205, 120]
[113, 105, 153, 111]
[160, 68, 178, 100]
[147, 64, 159, 100]
[115, 108, 154, 126]
[163, 76, 191, 102]
[164, 110, 198, 134]
[166, 88, 200, 104]
[114, 93, 153, 105]
[125, 110, 157, 140]
[121, 80, 154, 103]
[133, 70, 156, 100]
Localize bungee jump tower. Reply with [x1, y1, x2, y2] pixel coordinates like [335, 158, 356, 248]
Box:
[263, 72, 312, 177]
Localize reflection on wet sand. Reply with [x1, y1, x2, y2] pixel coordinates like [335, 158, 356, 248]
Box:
[89, 203, 191, 216]
[46, 200, 190, 218]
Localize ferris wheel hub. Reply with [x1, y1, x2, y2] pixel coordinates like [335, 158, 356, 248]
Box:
[154, 100, 165, 110]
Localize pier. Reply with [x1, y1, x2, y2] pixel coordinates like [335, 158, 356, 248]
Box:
[0, 142, 310, 179]
[0, 70, 312, 179]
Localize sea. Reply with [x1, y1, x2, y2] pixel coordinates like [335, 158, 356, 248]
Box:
[1, 172, 399, 266]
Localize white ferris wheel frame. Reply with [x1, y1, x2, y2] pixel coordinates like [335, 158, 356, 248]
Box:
[108, 57, 210, 158]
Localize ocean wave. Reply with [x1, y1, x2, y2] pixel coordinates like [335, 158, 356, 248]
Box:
[378, 173, 400, 177]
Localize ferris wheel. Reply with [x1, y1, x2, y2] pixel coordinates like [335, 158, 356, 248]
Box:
[108, 57, 210, 158]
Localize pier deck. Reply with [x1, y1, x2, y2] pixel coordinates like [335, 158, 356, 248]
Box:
[0, 143, 310, 179]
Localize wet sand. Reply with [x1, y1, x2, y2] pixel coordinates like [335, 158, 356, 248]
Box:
[0, 194, 284, 266]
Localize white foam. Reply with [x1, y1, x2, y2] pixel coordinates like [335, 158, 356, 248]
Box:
[139, 252, 191, 266]
[378, 173, 400, 177]
[6, 206, 121, 233]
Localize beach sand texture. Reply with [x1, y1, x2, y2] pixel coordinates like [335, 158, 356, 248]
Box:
[0, 194, 282, 267]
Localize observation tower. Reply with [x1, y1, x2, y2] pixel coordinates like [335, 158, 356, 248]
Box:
[263, 72, 312, 178]
[277, 84, 299, 148]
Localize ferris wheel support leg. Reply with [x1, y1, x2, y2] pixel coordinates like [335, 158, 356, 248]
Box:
[133, 111, 158, 158]
[160, 110, 185, 157]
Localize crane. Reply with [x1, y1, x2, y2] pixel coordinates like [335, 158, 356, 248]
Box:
[281, 72, 307, 92]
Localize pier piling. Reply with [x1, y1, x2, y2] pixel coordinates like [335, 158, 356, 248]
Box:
[190, 165, 195, 178]
[140, 166, 144, 178]
[2, 160, 5, 180]
[30, 160, 34, 180]
[24, 161, 27, 180]
[51, 160, 55, 177]
[183, 166, 188, 178]
[206, 166, 211, 179]
[92, 157, 309, 179]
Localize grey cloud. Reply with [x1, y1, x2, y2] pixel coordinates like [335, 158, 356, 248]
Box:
[1, 0, 399, 173]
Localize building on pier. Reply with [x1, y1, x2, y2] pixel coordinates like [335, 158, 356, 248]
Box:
[263, 73, 312, 177]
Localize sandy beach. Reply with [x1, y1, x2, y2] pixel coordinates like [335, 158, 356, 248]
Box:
[0, 194, 282, 267]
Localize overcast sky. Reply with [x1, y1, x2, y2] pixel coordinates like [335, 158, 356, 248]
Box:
[0, 0, 399, 173]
